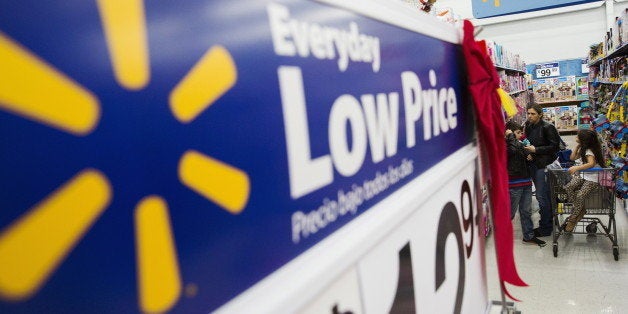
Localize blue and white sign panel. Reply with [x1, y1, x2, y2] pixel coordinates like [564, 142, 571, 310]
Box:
[581, 59, 590, 74]
[527, 59, 589, 79]
[472, 0, 602, 18]
[0, 0, 475, 313]
[536, 62, 561, 78]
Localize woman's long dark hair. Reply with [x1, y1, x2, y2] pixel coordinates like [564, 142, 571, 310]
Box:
[578, 129, 605, 166]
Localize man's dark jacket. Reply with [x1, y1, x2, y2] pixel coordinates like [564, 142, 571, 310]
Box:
[506, 133, 530, 178]
[524, 120, 560, 168]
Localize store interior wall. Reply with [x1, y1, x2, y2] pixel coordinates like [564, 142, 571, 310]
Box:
[476, 7, 606, 63]
[436, 0, 628, 64]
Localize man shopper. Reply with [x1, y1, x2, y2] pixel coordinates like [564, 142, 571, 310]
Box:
[524, 104, 561, 237]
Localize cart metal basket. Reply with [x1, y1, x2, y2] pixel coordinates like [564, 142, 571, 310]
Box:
[548, 168, 619, 260]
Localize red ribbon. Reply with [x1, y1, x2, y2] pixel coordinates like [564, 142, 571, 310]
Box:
[461, 20, 528, 299]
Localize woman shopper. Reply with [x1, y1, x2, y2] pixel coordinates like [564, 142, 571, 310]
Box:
[524, 104, 561, 237]
[563, 129, 605, 232]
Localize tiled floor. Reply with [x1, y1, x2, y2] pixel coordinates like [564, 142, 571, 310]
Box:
[486, 134, 628, 313]
[486, 199, 628, 313]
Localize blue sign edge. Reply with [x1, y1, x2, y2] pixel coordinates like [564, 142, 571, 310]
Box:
[472, 0, 603, 19]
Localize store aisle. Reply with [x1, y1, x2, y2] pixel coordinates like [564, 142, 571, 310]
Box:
[486, 196, 628, 313]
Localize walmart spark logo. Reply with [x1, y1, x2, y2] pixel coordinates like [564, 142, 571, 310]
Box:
[482, 0, 501, 7]
[0, 1, 250, 312]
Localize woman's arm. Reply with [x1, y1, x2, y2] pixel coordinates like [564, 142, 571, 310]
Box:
[568, 154, 595, 174]
[570, 145, 580, 161]
[530, 124, 561, 156]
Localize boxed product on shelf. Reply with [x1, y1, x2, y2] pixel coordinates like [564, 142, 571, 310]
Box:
[540, 105, 580, 132]
[606, 30, 614, 54]
[589, 42, 605, 61]
[486, 40, 496, 64]
[555, 76, 576, 101]
[542, 106, 558, 127]
[532, 76, 577, 103]
[533, 79, 555, 103]
[595, 56, 627, 82]
[576, 76, 589, 100]
[555, 105, 579, 132]
[578, 101, 594, 129]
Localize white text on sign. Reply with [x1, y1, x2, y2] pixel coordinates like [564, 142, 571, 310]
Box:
[278, 67, 457, 199]
[269, 3, 458, 200]
[267, 3, 381, 73]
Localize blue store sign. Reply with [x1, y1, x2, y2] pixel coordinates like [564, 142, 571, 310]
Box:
[472, 0, 602, 18]
[0, 0, 473, 312]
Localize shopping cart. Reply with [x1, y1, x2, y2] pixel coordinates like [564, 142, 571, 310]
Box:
[548, 168, 619, 261]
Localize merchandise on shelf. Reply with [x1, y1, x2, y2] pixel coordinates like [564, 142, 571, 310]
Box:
[532, 76, 577, 103]
[485, 40, 526, 72]
[588, 45, 628, 198]
[542, 107, 557, 128]
[589, 10, 628, 64]
[498, 70, 527, 94]
[555, 77, 577, 101]
[613, 17, 620, 51]
[592, 56, 628, 83]
[555, 106, 579, 132]
[589, 82, 618, 108]
[623, 9, 628, 48]
[586, 9, 628, 200]
[483, 41, 529, 123]
[509, 92, 530, 125]
[540, 105, 580, 131]
[532, 79, 554, 103]
[590, 42, 605, 62]
[605, 10, 628, 55]
[578, 101, 594, 129]
[576, 76, 589, 100]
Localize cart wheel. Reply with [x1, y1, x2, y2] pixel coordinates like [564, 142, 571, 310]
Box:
[614, 248, 619, 261]
[553, 245, 558, 257]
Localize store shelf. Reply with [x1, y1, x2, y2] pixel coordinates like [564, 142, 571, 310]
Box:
[589, 43, 628, 66]
[537, 99, 584, 105]
[508, 89, 527, 95]
[495, 64, 527, 74]
[593, 79, 626, 85]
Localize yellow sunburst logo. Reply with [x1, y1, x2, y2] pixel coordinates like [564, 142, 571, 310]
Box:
[0, 1, 250, 312]
[482, 0, 501, 7]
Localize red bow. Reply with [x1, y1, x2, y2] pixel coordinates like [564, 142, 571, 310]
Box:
[461, 20, 528, 300]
